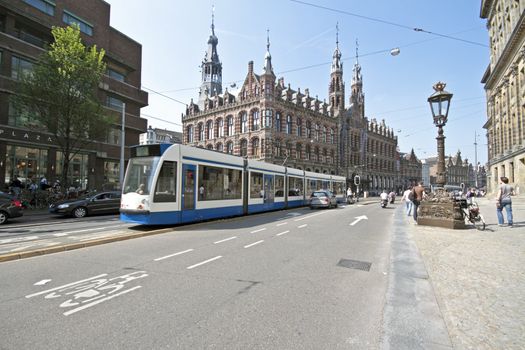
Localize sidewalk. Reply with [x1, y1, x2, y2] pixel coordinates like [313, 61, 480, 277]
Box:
[403, 196, 524, 349]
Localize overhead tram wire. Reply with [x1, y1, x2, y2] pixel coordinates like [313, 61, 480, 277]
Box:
[289, 0, 488, 48]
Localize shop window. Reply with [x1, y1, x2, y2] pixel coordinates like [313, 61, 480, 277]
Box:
[56, 152, 89, 189]
[4, 145, 47, 188]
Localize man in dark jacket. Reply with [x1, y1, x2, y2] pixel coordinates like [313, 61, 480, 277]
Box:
[412, 181, 426, 223]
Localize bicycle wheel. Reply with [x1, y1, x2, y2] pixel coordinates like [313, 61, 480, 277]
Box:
[474, 214, 486, 231]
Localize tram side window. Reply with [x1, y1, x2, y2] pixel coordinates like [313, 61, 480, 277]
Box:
[198, 165, 242, 201]
[250, 172, 263, 198]
[154, 161, 177, 202]
[275, 175, 284, 197]
[306, 179, 317, 195]
[334, 181, 344, 195]
[288, 176, 303, 196]
[321, 180, 330, 191]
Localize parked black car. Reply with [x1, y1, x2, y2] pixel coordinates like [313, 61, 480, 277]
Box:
[0, 192, 23, 225]
[49, 191, 121, 218]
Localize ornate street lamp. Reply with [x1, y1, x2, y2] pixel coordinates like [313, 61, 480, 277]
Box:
[428, 82, 452, 188]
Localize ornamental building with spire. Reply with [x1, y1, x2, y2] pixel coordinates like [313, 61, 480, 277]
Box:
[182, 19, 403, 193]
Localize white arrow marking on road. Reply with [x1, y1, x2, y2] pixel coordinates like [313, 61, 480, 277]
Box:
[26, 274, 108, 298]
[349, 215, 368, 226]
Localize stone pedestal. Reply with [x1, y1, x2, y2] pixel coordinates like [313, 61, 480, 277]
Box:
[417, 190, 465, 229]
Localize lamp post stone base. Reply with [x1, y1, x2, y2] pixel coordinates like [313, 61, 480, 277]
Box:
[417, 189, 465, 229]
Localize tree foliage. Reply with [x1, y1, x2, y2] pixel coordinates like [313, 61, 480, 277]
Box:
[14, 25, 110, 188]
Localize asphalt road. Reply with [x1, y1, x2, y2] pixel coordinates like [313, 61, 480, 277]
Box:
[0, 202, 395, 349]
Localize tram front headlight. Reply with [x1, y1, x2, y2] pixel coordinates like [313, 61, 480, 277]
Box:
[137, 198, 149, 210]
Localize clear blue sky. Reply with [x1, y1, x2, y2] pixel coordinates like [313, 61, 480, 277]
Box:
[104, 0, 488, 165]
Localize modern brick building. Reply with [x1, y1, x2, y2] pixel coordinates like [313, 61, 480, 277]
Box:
[183, 20, 399, 193]
[481, 0, 525, 194]
[0, 0, 148, 190]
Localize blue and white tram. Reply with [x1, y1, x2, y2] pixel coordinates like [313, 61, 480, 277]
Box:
[120, 144, 347, 225]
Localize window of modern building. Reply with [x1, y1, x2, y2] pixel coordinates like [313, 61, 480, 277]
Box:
[107, 68, 126, 82]
[103, 161, 120, 190]
[56, 151, 89, 189]
[63, 10, 93, 36]
[11, 56, 34, 80]
[240, 139, 248, 157]
[252, 110, 260, 131]
[14, 22, 48, 48]
[106, 95, 123, 111]
[106, 127, 121, 145]
[0, 15, 5, 32]
[241, 112, 248, 133]
[286, 115, 292, 134]
[4, 145, 48, 188]
[226, 141, 233, 154]
[24, 0, 55, 16]
[226, 116, 234, 136]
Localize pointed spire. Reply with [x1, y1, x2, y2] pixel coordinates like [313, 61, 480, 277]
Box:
[199, 5, 222, 108]
[352, 38, 362, 86]
[331, 23, 342, 73]
[211, 5, 215, 35]
[263, 28, 274, 75]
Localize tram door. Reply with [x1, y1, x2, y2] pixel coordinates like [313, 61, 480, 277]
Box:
[182, 164, 196, 221]
[263, 174, 274, 205]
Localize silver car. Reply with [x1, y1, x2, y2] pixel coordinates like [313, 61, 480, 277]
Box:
[309, 190, 338, 209]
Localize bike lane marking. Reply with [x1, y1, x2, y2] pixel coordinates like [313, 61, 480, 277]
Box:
[63, 286, 142, 316]
[154, 249, 194, 262]
[25, 274, 108, 298]
[187, 256, 223, 270]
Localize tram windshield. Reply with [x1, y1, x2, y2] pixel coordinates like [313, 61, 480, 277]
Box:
[123, 157, 160, 195]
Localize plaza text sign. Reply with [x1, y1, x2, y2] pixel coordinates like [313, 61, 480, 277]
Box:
[0, 127, 55, 145]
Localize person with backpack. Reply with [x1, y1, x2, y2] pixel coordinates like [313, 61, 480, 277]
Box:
[401, 186, 413, 216]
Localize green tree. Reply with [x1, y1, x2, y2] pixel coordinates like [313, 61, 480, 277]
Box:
[14, 25, 110, 189]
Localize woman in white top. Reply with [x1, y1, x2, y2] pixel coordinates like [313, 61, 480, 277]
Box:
[401, 187, 413, 216]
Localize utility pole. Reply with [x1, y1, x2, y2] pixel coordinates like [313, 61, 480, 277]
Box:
[120, 103, 126, 189]
[474, 131, 478, 188]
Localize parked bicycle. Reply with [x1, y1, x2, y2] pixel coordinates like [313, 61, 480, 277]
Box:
[458, 199, 486, 231]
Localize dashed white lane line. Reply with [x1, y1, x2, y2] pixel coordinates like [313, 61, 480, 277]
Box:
[214, 236, 237, 244]
[244, 240, 264, 248]
[187, 256, 223, 269]
[276, 230, 289, 236]
[154, 249, 194, 262]
[298, 224, 308, 229]
[294, 211, 329, 221]
[250, 228, 267, 233]
[276, 222, 288, 226]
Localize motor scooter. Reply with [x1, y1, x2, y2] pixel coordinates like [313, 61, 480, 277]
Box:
[380, 199, 388, 208]
[347, 194, 355, 204]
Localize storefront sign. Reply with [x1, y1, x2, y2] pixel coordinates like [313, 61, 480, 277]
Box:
[0, 127, 55, 145]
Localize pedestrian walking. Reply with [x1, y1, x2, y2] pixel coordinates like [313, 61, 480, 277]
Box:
[10, 177, 22, 198]
[496, 176, 514, 227]
[401, 186, 413, 216]
[412, 181, 426, 223]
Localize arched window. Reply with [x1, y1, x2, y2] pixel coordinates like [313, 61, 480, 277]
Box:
[241, 112, 248, 133]
[206, 144, 213, 150]
[198, 122, 204, 141]
[314, 147, 320, 161]
[306, 121, 312, 139]
[296, 117, 302, 137]
[227, 115, 234, 136]
[206, 120, 213, 140]
[330, 128, 335, 144]
[226, 141, 234, 154]
[286, 115, 292, 134]
[275, 140, 282, 157]
[330, 150, 335, 164]
[286, 141, 292, 158]
[252, 138, 259, 156]
[322, 148, 327, 163]
[264, 109, 272, 128]
[217, 118, 224, 138]
[314, 124, 320, 141]
[187, 125, 194, 143]
[216, 143, 223, 152]
[305, 145, 311, 160]
[296, 143, 302, 159]
[275, 112, 281, 132]
[252, 110, 260, 131]
[323, 126, 327, 143]
[240, 139, 248, 157]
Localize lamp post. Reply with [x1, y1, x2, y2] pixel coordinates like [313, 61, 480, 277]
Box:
[427, 82, 452, 189]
